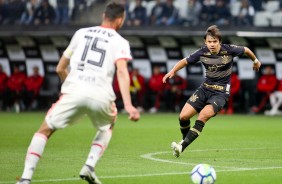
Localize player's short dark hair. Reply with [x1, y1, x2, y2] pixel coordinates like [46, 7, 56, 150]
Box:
[204, 25, 222, 42]
[104, 2, 125, 21]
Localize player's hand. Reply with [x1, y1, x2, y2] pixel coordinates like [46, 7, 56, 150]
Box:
[162, 71, 175, 83]
[253, 60, 261, 72]
[124, 104, 140, 122]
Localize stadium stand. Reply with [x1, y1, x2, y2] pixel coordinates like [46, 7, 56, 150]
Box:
[0, 27, 282, 112]
[0, 0, 282, 112]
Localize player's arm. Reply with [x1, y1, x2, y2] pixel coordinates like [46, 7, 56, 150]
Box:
[56, 55, 70, 82]
[163, 58, 187, 83]
[244, 47, 261, 72]
[116, 59, 140, 121]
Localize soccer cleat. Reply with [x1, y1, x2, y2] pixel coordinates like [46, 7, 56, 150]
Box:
[15, 179, 31, 184]
[80, 165, 102, 184]
[171, 142, 182, 158]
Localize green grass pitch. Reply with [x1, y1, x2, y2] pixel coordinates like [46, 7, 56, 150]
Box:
[0, 112, 282, 184]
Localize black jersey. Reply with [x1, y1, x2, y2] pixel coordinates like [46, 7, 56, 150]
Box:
[186, 44, 244, 86]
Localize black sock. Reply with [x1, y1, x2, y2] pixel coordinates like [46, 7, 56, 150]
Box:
[181, 120, 205, 152]
[179, 118, 191, 140]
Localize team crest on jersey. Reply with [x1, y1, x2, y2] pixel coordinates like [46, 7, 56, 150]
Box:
[221, 55, 229, 64]
[189, 94, 199, 102]
[230, 44, 238, 48]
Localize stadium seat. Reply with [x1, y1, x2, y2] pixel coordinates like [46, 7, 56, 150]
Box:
[145, 0, 156, 17]
[6, 44, 26, 61]
[132, 59, 152, 79]
[230, 1, 241, 17]
[264, 0, 280, 12]
[270, 12, 282, 27]
[25, 59, 45, 77]
[276, 63, 282, 80]
[254, 11, 271, 27]
[0, 58, 11, 76]
[147, 46, 168, 62]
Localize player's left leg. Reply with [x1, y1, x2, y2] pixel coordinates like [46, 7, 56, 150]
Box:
[80, 127, 112, 184]
[80, 101, 117, 184]
[180, 94, 227, 154]
[84, 127, 113, 169]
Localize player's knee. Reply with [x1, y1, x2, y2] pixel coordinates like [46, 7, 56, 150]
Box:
[37, 123, 55, 138]
[198, 111, 214, 122]
[179, 110, 195, 120]
[179, 114, 190, 121]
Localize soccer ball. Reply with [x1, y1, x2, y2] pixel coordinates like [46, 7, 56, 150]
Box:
[190, 164, 216, 184]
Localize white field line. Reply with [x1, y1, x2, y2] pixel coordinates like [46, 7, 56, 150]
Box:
[1, 167, 282, 184]
[140, 147, 282, 170]
[1, 147, 282, 184]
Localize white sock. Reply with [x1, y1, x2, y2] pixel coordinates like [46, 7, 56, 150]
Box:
[85, 129, 112, 168]
[270, 94, 276, 107]
[21, 133, 48, 180]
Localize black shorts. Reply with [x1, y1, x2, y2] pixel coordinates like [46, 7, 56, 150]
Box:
[186, 86, 229, 113]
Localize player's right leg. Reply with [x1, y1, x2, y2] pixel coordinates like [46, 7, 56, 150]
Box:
[171, 102, 197, 157]
[16, 94, 86, 184]
[16, 121, 54, 184]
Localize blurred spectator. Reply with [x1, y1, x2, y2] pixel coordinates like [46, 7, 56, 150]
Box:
[251, 66, 277, 113]
[179, 0, 202, 27]
[264, 79, 282, 116]
[155, 0, 179, 26]
[164, 74, 187, 112]
[213, 0, 231, 26]
[149, 0, 165, 25]
[236, 0, 255, 26]
[120, 0, 131, 26]
[71, 0, 86, 21]
[249, 0, 265, 11]
[55, 0, 70, 25]
[33, 0, 56, 25]
[129, 68, 146, 112]
[0, 0, 8, 24]
[147, 66, 165, 113]
[200, 0, 216, 26]
[127, 0, 147, 26]
[6, 0, 26, 24]
[3, 65, 26, 112]
[20, 0, 41, 25]
[220, 72, 241, 114]
[0, 64, 8, 110]
[23, 66, 43, 110]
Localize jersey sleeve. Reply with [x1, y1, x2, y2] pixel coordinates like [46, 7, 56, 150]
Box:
[227, 44, 245, 57]
[185, 48, 202, 64]
[63, 30, 81, 59]
[114, 39, 132, 62]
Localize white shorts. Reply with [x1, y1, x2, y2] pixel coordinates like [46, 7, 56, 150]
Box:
[45, 94, 117, 131]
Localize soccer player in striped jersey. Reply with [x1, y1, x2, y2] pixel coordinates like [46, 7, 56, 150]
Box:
[163, 25, 261, 158]
[16, 3, 140, 184]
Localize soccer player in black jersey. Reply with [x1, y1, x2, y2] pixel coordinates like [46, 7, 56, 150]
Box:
[162, 25, 261, 158]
